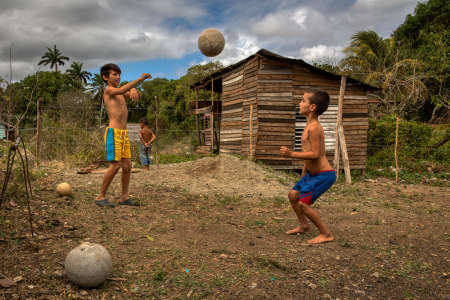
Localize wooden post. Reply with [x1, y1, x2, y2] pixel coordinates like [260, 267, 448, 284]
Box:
[334, 76, 346, 177]
[36, 98, 41, 160]
[155, 96, 159, 168]
[336, 76, 352, 184]
[334, 137, 340, 180]
[210, 79, 214, 151]
[395, 116, 399, 183]
[195, 88, 200, 145]
[338, 124, 352, 184]
[249, 104, 253, 160]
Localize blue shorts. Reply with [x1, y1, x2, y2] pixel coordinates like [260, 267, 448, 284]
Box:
[292, 170, 336, 205]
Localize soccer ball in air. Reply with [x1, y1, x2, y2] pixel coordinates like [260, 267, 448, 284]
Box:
[198, 28, 225, 57]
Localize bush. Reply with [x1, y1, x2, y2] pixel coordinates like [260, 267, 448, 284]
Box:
[367, 115, 450, 173]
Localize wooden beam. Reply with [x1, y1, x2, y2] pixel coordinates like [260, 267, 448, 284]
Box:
[211, 79, 214, 151]
[155, 96, 159, 168]
[334, 76, 346, 174]
[195, 88, 200, 145]
[249, 104, 253, 160]
[336, 76, 351, 184]
[395, 116, 399, 183]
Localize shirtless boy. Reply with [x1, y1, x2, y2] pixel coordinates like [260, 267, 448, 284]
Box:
[95, 63, 152, 207]
[280, 90, 336, 244]
[138, 118, 156, 170]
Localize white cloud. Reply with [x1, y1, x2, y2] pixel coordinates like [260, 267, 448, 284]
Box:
[0, 0, 206, 79]
[0, 0, 420, 80]
[298, 45, 344, 63]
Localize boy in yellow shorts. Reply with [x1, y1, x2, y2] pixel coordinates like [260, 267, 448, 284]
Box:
[95, 63, 152, 207]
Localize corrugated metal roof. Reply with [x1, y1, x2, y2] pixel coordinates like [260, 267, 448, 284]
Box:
[191, 48, 378, 90]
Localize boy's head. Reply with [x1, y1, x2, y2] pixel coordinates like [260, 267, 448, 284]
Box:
[139, 118, 149, 129]
[301, 89, 330, 116]
[100, 63, 121, 86]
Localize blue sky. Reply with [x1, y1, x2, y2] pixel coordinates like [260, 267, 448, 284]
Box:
[0, 0, 420, 82]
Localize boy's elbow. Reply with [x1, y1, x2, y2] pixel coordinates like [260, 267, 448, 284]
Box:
[310, 152, 320, 159]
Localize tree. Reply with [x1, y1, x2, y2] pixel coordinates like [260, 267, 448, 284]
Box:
[88, 73, 105, 102]
[393, 0, 449, 122]
[66, 61, 92, 86]
[38, 45, 70, 72]
[341, 30, 428, 118]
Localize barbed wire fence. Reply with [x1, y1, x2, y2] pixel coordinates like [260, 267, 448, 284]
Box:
[2, 105, 448, 183]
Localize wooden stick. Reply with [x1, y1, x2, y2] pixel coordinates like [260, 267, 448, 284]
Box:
[338, 124, 352, 184]
[195, 88, 200, 146]
[249, 104, 253, 160]
[334, 76, 346, 176]
[335, 138, 340, 180]
[337, 76, 352, 184]
[155, 96, 159, 168]
[210, 79, 214, 151]
[36, 98, 41, 161]
[395, 115, 399, 183]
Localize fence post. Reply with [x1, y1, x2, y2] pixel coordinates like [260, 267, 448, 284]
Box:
[195, 88, 200, 146]
[336, 76, 352, 184]
[36, 98, 41, 161]
[155, 96, 159, 168]
[210, 79, 214, 151]
[249, 104, 253, 160]
[395, 116, 399, 183]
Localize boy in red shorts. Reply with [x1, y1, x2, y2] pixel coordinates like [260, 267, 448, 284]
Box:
[280, 90, 336, 244]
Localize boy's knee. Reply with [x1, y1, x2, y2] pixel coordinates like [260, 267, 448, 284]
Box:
[110, 163, 121, 172]
[298, 202, 309, 211]
[288, 190, 299, 203]
[122, 164, 132, 173]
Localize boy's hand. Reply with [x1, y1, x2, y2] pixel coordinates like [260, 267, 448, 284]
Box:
[280, 146, 291, 157]
[140, 73, 152, 80]
[130, 88, 140, 101]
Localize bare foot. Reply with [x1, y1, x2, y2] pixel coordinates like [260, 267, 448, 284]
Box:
[95, 195, 106, 201]
[307, 234, 334, 244]
[286, 225, 310, 235]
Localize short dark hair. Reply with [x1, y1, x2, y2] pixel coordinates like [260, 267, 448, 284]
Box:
[139, 118, 149, 126]
[100, 63, 121, 83]
[304, 89, 330, 116]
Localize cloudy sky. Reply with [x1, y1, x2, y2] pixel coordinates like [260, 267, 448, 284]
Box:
[0, 0, 419, 82]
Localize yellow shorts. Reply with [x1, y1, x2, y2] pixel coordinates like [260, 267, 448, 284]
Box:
[104, 128, 131, 162]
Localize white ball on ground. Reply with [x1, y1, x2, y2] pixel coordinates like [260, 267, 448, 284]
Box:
[198, 28, 225, 57]
[64, 242, 112, 288]
[56, 182, 72, 196]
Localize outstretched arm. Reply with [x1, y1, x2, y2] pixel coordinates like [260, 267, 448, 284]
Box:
[105, 73, 151, 96]
[124, 88, 141, 101]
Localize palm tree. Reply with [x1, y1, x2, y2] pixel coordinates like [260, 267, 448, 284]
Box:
[341, 30, 427, 116]
[340, 30, 393, 86]
[89, 73, 106, 103]
[38, 45, 69, 72]
[66, 61, 92, 85]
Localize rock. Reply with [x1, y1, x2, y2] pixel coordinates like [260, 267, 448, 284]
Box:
[306, 281, 317, 289]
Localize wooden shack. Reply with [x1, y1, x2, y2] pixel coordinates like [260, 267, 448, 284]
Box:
[0, 120, 15, 141]
[191, 49, 378, 170]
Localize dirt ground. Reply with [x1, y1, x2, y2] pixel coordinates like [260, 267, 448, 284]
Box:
[0, 154, 449, 299]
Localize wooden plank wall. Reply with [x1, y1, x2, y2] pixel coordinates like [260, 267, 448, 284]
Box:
[255, 58, 296, 168]
[241, 57, 259, 157]
[291, 64, 369, 169]
[219, 66, 244, 153]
